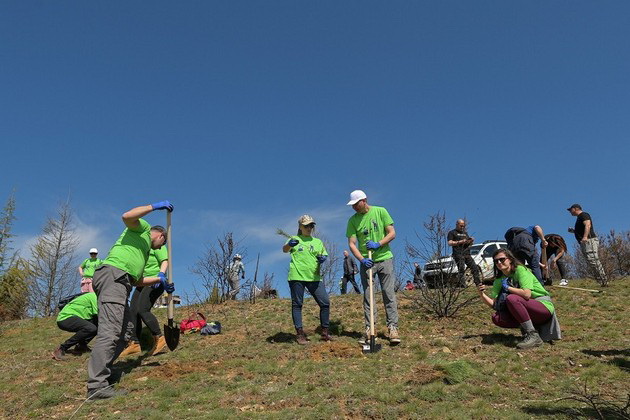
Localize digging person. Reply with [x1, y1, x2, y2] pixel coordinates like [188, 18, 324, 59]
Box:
[118, 244, 170, 358]
[282, 214, 332, 344]
[86, 201, 175, 400]
[53, 292, 98, 360]
[346, 189, 401, 345]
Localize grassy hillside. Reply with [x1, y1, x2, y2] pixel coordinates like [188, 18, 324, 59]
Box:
[0, 279, 628, 419]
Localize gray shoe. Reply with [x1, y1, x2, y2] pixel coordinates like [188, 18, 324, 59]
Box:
[516, 331, 543, 349]
[87, 387, 128, 400]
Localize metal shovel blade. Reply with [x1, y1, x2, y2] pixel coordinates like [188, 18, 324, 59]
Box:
[164, 318, 180, 351]
[362, 335, 382, 354]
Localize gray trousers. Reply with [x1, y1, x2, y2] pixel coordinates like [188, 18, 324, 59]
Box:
[580, 237, 608, 285]
[359, 258, 399, 329]
[87, 265, 132, 391]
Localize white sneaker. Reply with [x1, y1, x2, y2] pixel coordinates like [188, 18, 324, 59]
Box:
[559, 279, 568, 286]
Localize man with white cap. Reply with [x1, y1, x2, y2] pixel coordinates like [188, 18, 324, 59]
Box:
[346, 190, 401, 344]
[79, 248, 102, 293]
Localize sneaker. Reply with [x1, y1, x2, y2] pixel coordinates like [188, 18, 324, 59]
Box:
[147, 335, 167, 356]
[52, 347, 66, 361]
[87, 387, 128, 400]
[359, 327, 371, 344]
[388, 326, 401, 344]
[118, 341, 141, 357]
[559, 279, 568, 286]
[516, 331, 543, 349]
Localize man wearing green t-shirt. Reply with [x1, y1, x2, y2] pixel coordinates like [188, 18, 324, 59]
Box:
[86, 201, 175, 400]
[346, 190, 401, 344]
[79, 248, 102, 293]
[53, 292, 98, 361]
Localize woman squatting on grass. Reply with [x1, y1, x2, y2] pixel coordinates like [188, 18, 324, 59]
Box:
[478, 249, 561, 349]
[282, 215, 332, 345]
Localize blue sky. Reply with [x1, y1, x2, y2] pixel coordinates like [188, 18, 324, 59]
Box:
[2, 2, 629, 300]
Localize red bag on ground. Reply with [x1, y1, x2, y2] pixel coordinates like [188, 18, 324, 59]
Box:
[179, 312, 207, 333]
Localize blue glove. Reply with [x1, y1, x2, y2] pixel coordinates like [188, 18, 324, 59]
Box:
[151, 200, 174, 212]
[366, 241, 381, 250]
[287, 239, 299, 247]
[361, 258, 374, 268]
[316, 255, 327, 263]
[165, 282, 175, 294]
[501, 278, 510, 293]
[151, 272, 167, 289]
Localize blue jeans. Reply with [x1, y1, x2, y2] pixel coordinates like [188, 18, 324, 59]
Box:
[288, 281, 330, 329]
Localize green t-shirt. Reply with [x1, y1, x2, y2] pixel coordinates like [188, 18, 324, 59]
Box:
[143, 246, 168, 278]
[491, 265, 554, 313]
[80, 257, 102, 278]
[346, 206, 394, 262]
[57, 292, 98, 321]
[287, 235, 328, 282]
[103, 218, 152, 282]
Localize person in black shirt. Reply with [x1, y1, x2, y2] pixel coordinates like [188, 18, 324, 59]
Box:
[413, 262, 425, 288]
[341, 250, 361, 294]
[540, 234, 569, 286]
[567, 204, 608, 286]
[447, 219, 481, 286]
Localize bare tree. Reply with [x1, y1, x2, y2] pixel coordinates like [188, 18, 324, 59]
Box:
[190, 232, 246, 303]
[569, 229, 630, 283]
[318, 236, 342, 294]
[405, 211, 476, 318]
[28, 202, 80, 317]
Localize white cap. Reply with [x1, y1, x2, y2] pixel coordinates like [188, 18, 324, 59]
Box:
[347, 190, 367, 205]
[233, 254, 242, 259]
[89, 248, 98, 254]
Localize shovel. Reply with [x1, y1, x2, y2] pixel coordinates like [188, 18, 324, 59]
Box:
[362, 250, 381, 354]
[164, 211, 180, 351]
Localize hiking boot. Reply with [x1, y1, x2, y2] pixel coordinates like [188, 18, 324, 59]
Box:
[148, 335, 167, 356]
[320, 327, 333, 342]
[295, 328, 308, 345]
[118, 341, 141, 357]
[516, 331, 543, 350]
[52, 347, 66, 361]
[73, 343, 91, 354]
[87, 387, 128, 400]
[559, 279, 568, 286]
[388, 326, 401, 344]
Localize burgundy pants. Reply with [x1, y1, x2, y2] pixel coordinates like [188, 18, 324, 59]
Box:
[492, 294, 552, 328]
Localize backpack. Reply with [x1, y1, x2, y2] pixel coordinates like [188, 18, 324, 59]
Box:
[179, 312, 207, 333]
[58, 292, 87, 311]
[200, 321, 222, 335]
[504, 227, 526, 248]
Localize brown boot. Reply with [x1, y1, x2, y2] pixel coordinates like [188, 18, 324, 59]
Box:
[148, 335, 167, 356]
[119, 341, 141, 357]
[52, 347, 66, 361]
[320, 327, 333, 342]
[295, 328, 308, 345]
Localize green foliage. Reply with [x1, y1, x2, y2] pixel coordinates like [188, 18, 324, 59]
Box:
[0, 258, 30, 321]
[438, 360, 477, 384]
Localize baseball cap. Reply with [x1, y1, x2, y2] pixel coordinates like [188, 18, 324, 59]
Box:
[233, 254, 242, 259]
[89, 248, 98, 254]
[567, 203, 582, 211]
[347, 190, 367, 205]
[298, 214, 316, 225]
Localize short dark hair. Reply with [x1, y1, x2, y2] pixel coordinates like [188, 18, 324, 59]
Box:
[492, 248, 523, 278]
[151, 225, 167, 241]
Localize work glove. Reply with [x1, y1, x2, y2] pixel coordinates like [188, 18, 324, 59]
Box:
[316, 255, 327, 263]
[365, 241, 381, 250]
[164, 282, 175, 294]
[151, 200, 174, 212]
[501, 278, 510, 293]
[361, 258, 374, 268]
[287, 239, 299, 247]
[151, 272, 168, 289]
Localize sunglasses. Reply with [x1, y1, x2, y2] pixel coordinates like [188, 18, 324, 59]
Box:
[493, 257, 508, 264]
[303, 224, 315, 228]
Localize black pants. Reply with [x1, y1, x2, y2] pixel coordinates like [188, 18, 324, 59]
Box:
[128, 286, 163, 342]
[454, 254, 481, 285]
[341, 274, 361, 294]
[57, 316, 98, 351]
